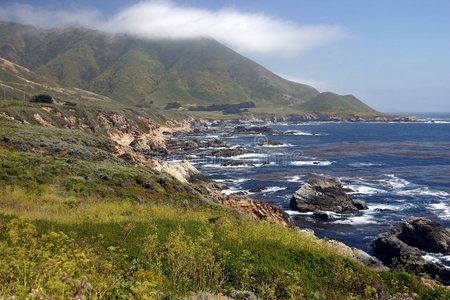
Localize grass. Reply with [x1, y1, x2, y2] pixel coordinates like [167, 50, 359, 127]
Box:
[1, 185, 448, 299]
[0, 118, 449, 299]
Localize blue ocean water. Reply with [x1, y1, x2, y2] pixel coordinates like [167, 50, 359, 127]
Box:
[187, 114, 450, 255]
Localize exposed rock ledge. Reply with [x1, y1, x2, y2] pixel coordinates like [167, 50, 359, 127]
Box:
[152, 160, 205, 184]
[372, 217, 450, 284]
[290, 178, 368, 214]
[212, 192, 293, 227]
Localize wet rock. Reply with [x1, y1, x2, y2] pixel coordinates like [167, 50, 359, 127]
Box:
[210, 148, 252, 157]
[258, 140, 283, 146]
[353, 200, 369, 210]
[206, 138, 227, 148]
[248, 186, 266, 193]
[372, 232, 424, 265]
[183, 140, 200, 150]
[290, 178, 365, 214]
[222, 160, 254, 167]
[313, 211, 329, 221]
[372, 217, 450, 284]
[233, 125, 275, 135]
[394, 217, 450, 254]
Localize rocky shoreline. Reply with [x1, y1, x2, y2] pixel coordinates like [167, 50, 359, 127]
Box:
[154, 120, 450, 285]
[3, 104, 446, 284]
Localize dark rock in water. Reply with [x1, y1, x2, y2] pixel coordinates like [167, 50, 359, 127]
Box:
[290, 178, 365, 214]
[372, 217, 450, 285]
[222, 160, 254, 167]
[166, 138, 229, 153]
[258, 140, 283, 146]
[183, 140, 200, 150]
[206, 138, 227, 148]
[353, 199, 369, 210]
[375, 208, 395, 213]
[343, 187, 355, 193]
[394, 217, 450, 254]
[231, 191, 248, 197]
[313, 211, 329, 221]
[249, 186, 266, 193]
[210, 148, 252, 157]
[372, 232, 424, 265]
[233, 125, 275, 135]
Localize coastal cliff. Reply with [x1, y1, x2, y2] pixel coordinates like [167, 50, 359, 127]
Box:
[0, 100, 448, 298]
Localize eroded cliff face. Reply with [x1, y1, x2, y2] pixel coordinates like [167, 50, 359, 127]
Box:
[206, 190, 293, 227]
[1, 105, 303, 227]
[0, 105, 200, 183]
[152, 160, 202, 184]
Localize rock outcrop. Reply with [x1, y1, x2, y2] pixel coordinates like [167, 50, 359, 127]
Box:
[152, 160, 206, 184]
[394, 217, 450, 254]
[290, 178, 368, 214]
[222, 160, 254, 167]
[257, 140, 284, 146]
[233, 125, 275, 135]
[209, 148, 253, 157]
[214, 193, 293, 227]
[372, 217, 450, 284]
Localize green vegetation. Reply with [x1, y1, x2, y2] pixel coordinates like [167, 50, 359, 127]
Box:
[297, 92, 377, 115]
[188, 101, 256, 114]
[0, 21, 381, 117]
[29, 94, 54, 103]
[164, 102, 182, 110]
[0, 21, 439, 299]
[0, 119, 449, 299]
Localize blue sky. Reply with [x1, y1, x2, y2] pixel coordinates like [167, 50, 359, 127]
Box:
[1, 0, 449, 112]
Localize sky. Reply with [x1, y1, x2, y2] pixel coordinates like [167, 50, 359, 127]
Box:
[0, 0, 449, 112]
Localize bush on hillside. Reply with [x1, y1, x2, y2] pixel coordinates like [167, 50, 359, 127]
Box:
[164, 102, 182, 110]
[29, 94, 54, 104]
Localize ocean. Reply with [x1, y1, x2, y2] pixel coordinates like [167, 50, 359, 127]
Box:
[182, 113, 450, 262]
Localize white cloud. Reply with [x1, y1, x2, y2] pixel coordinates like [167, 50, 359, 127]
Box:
[0, 0, 347, 56]
[0, 4, 102, 29]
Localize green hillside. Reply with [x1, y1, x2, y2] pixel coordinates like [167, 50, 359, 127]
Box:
[0, 56, 117, 105]
[298, 92, 378, 115]
[0, 21, 380, 116]
[0, 119, 447, 298]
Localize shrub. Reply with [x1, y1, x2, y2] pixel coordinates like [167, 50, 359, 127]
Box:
[29, 94, 54, 103]
[141, 227, 225, 295]
[0, 217, 120, 298]
[164, 102, 182, 110]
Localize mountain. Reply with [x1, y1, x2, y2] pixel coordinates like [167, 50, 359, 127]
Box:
[0, 56, 116, 104]
[0, 21, 378, 116]
[297, 92, 378, 115]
